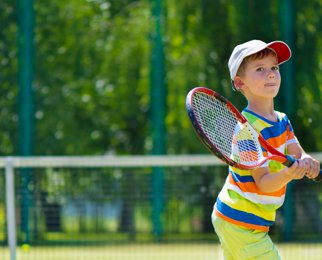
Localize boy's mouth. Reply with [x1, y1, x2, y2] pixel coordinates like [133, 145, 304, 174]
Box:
[264, 83, 277, 87]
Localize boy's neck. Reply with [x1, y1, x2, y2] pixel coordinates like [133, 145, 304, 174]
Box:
[246, 100, 278, 122]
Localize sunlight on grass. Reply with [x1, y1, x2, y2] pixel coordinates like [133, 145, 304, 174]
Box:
[0, 243, 321, 260]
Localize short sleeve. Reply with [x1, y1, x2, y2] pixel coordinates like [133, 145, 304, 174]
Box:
[285, 117, 299, 146]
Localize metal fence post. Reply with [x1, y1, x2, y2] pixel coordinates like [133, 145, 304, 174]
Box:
[279, 0, 296, 241]
[151, 0, 166, 240]
[5, 157, 16, 260]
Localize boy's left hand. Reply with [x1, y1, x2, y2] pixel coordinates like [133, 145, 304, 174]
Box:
[300, 156, 320, 179]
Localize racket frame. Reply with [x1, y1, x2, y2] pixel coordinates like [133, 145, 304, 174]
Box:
[186, 87, 297, 170]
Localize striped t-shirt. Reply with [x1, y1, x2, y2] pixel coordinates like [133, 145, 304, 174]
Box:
[214, 109, 298, 232]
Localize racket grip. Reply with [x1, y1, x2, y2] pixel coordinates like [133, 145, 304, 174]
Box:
[283, 155, 296, 167]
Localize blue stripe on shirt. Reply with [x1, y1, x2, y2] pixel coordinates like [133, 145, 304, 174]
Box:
[261, 125, 286, 140]
[229, 169, 254, 183]
[216, 198, 274, 227]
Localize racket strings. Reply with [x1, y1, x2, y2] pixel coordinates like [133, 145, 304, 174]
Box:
[193, 93, 263, 166]
[232, 122, 264, 166]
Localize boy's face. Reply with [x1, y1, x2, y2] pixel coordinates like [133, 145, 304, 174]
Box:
[237, 54, 281, 99]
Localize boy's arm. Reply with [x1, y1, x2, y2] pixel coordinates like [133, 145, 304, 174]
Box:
[252, 143, 320, 193]
[251, 161, 306, 193]
[286, 142, 305, 159]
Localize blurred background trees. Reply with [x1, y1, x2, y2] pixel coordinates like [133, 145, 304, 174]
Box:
[1, 0, 321, 244]
[1, 0, 321, 155]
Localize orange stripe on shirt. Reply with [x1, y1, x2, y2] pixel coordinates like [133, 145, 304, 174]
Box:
[228, 174, 286, 197]
[286, 125, 295, 140]
[266, 131, 288, 148]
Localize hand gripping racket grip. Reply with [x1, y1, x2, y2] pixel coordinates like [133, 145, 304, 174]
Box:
[284, 155, 322, 182]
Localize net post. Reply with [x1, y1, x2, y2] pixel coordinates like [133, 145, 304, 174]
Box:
[5, 157, 17, 260]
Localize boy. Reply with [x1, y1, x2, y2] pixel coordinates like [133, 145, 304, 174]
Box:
[211, 40, 320, 259]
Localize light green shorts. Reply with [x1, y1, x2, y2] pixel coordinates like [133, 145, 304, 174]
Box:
[212, 212, 281, 260]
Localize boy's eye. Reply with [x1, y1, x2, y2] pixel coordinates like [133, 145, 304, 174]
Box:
[256, 67, 264, 72]
[272, 66, 279, 71]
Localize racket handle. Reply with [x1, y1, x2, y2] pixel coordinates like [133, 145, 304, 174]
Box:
[284, 155, 322, 182]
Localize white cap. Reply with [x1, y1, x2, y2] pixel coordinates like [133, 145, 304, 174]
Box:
[228, 40, 292, 81]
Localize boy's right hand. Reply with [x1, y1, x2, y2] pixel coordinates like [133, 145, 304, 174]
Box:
[285, 160, 307, 180]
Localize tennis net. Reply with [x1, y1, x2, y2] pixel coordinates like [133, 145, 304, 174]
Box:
[0, 154, 321, 260]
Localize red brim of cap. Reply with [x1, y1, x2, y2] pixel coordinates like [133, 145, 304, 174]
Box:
[267, 41, 292, 65]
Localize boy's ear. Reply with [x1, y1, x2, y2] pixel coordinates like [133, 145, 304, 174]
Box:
[233, 76, 244, 91]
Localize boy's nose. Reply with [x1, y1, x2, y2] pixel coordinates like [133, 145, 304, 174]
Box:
[268, 72, 275, 78]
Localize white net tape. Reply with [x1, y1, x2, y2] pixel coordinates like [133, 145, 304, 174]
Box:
[0, 155, 224, 168]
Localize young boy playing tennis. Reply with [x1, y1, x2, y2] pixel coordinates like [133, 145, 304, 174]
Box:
[211, 39, 320, 259]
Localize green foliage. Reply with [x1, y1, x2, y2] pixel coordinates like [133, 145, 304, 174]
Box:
[0, 2, 18, 154]
[0, 0, 321, 155]
[292, 0, 322, 151]
[33, 0, 150, 154]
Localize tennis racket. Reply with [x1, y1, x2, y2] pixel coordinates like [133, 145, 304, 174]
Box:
[186, 87, 322, 182]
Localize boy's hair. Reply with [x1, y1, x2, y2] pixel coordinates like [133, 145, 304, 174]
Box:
[236, 48, 277, 77]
